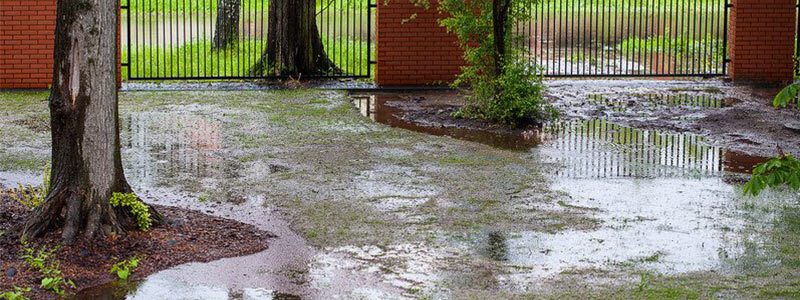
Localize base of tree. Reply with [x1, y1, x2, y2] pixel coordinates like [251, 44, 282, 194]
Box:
[0, 190, 273, 299]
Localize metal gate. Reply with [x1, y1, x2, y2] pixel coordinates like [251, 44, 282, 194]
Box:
[120, 0, 375, 80]
[516, 0, 731, 77]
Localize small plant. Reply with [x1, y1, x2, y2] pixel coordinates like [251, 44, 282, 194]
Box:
[19, 241, 75, 296]
[10, 166, 50, 210]
[0, 287, 31, 300]
[20, 240, 57, 271]
[743, 152, 800, 197]
[110, 257, 140, 280]
[773, 82, 800, 108]
[109, 193, 152, 231]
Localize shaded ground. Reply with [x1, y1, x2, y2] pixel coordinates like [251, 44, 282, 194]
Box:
[0, 190, 271, 299]
[1, 81, 799, 299]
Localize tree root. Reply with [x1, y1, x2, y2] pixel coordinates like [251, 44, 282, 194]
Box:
[22, 185, 163, 244]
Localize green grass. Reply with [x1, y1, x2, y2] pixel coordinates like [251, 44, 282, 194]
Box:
[122, 37, 373, 79]
[617, 33, 725, 73]
[126, 0, 370, 14]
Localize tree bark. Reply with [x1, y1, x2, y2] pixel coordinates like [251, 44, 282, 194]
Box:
[249, 0, 339, 76]
[212, 0, 240, 50]
[23, 0, 161, 244]
[492, 0, 513, 76]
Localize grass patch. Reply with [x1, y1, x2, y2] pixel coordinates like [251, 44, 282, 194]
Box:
[126, 0, 368, 14]
[617, 33, 725, 73]
[123, 38, 372, 79]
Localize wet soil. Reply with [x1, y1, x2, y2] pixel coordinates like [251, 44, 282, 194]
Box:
[0, 189, 272, 299]
[353, 80, 800, 161]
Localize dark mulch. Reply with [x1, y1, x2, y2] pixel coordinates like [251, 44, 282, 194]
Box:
[0, 189, 273, 299]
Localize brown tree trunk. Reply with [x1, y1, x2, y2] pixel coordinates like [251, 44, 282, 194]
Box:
[492, 0, 512, 76]
[23, 0, 161, 244]
[212, 0, 240, 50]
[249, 0, 339, 76]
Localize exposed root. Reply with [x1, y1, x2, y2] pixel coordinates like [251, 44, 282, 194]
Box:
[22, 185, 163, 244]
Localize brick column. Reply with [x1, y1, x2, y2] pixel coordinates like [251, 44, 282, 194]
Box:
[0, 0, 56, 89]
[729, 0, 796, 84]
[375, 0, 464, 86]
[0, 0, 122, 89]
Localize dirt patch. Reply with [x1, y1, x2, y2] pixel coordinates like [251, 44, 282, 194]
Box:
[351, 91, 545, 150]
[353, 81, 800, 159]
[0, 190, 273, 299]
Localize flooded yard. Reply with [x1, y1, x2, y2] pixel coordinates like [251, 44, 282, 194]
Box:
[1, 80, 798, 298]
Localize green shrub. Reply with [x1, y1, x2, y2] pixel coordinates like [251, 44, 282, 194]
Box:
[744, 154, 800, 197]
[455, 62, 556, 126]
[417, 0, 555, 126]
[10, 166, 50, 210]
[109, 193, 152, 231]
[110, 257, 141, 281]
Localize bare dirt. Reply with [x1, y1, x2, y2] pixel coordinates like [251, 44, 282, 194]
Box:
[0, 189, 273, 299]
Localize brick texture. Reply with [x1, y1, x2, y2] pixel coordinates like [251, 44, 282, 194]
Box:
[729, 0, 796, 84]
[0, 0, 121, 89]
[376, 0, 464, 86]
[0, 0, 57, 89]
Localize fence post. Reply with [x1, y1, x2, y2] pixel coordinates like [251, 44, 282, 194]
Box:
[728, 0, 797, 84]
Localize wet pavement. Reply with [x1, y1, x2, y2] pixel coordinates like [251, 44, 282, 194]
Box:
[1, 80, 799, 299]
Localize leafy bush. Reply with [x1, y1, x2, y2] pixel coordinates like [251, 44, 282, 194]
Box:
[455, 62, 556, 126]
[744, 154, 800, 197]
[773, 82, 800, 108]
[742, 83, 800, 197]
[0, 287, 31, 300]
[20, 241, 75, 297]
[10, 166, 50, 210]
[110, 257, 141, 281]
[412, 0, 555, 126]
[109, 193, 152, 231]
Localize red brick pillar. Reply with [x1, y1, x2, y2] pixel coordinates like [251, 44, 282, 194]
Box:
[729, 0, 796, 84]
[375, 0, 464, 86]
[0, 0, 122, 89]
[0, 0, 56, 89]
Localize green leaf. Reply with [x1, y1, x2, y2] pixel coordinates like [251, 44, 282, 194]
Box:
[774, 83, 800, 108]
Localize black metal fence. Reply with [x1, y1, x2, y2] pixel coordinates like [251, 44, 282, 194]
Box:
[795, 0, 800, 77]
[515, 0, 730, 77]
[121, 0, 375, 80]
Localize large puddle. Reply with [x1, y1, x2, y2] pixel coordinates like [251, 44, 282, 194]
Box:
[2, 86, 796, 299]
[350, 90, 788, 293]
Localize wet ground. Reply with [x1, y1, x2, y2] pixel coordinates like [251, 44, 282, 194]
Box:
[1, 80, 799, 299]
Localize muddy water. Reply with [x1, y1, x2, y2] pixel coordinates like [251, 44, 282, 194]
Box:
[2, 84, 796, 299]
[350, 87, 786, 292]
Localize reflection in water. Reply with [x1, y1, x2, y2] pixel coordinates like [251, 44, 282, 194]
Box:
[542, 119, 724, 178]
[75, 277, 302, 299]
[588, 93, 727, 112]
[122, 112, 222, 189]
[353, 94, 767, 178]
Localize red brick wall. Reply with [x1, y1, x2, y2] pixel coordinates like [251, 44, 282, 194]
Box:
[376, 0, 464, 86]
[729, 0, 796, 84]
[0, 0, 56, 89]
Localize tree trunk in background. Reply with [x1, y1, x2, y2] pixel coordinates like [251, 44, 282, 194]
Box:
[23, 0, 161, 244]
[212, 0, 240, 50]
[250, 0, 338, 76]
[492, 0, 512, 76]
